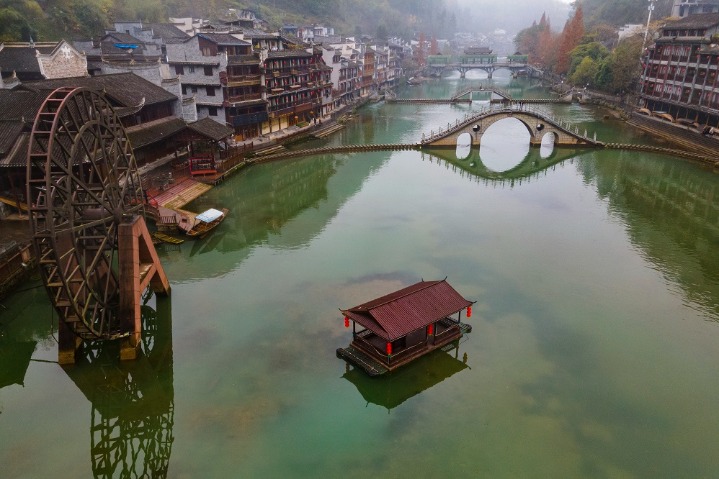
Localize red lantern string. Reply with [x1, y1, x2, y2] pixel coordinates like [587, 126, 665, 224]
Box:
[386, 342, 392, 355]
[427, 323, 434, 335]
[467, 306, 472, 318]
[344, 316, 350, 328]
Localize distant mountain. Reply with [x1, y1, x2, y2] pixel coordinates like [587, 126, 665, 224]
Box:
[580, 0, 674, 27]
[1, 0, 663, 45]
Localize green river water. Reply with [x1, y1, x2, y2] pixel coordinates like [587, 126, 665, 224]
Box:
[1, 72, 719, 478]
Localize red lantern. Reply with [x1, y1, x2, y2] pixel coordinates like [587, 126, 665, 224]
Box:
[427, 323, 434, 335]
[467, 306, 472, 318]
[344, 316, 350, 328]
[386, 342, 392, 355]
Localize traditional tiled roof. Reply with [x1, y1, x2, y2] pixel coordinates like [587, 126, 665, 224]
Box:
[22, 73, 177, 107]
[0, 122, 25, 158]
[147, 23, 190, 42]
[0, 45, 41, 77]
[241, 29, 280, 40]
[341, 279, 473, 341]
[662, 12, 719, 30]
[103, 32, 143, 44]
[0, 131, 29, 167]
[0, 90, 49, 163]
[186, 117, 233, 140]
[0, 90, 48, 120]
[197, 33, 251, 46]
[125, 116, 186, 149]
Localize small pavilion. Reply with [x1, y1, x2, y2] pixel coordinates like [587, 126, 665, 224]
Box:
[174, 117, 234, 176]
[337, 279, 474, 376]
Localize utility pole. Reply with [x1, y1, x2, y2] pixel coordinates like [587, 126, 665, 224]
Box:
[643, 0, 657, 48]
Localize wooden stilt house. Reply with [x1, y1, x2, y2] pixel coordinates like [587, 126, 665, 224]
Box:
[337, 279, 474, 376]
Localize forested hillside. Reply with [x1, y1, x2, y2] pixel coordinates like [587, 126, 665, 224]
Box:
[579, 0, 674, 26]
[0, 0, 454, 42]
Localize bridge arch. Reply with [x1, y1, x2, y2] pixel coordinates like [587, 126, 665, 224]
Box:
[421, 107, 600, 149]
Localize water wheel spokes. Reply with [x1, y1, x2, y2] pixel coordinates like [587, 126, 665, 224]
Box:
[26, 87, 146, 342]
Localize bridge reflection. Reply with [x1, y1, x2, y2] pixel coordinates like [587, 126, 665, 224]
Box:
[421, 146, 588, 184]
[63, 293, 174, 478]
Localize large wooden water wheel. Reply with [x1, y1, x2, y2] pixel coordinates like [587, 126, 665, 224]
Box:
[26, 87, 169, 362]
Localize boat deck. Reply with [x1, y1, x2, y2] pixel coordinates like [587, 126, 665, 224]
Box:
[337, 320, 472, 377]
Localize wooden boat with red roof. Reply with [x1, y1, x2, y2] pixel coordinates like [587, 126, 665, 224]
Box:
[337, 279, 474, 376]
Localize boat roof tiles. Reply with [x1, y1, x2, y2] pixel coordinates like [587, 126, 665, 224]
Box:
[341, 279, 473, 341]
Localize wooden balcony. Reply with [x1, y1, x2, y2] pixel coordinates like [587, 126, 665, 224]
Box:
[227, 75, 262, 87]
[227, 93, 263, 104]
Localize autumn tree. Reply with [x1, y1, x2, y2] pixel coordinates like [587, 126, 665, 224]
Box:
[430, 36, 438, 55]
[556, 5, 585, 75]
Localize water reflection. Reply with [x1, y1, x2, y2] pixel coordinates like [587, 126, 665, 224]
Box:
[342, 340, 469, 412]
[421, 147, 583, 185]
[540, 132, 556, 159]
[0, 339, 35, 389]
[0, 284, 49, 391]
[580, 152, 719, 320]
[63, 294, 174, 478]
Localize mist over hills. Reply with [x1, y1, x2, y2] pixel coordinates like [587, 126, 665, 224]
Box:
[1, 0, 572, 42]
[0, 0, 674, 43]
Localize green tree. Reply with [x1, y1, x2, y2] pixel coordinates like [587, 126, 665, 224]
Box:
[568, 41, 608, 77]
[595, 36, 643, 93]
[570, 56, 598, 86]
[0, 7, 33, 41]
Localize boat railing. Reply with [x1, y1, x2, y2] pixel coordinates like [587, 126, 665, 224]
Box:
[354, 331, 385, 358]
[354, 329, 429, 365]
[388, 340, 428, 365]
[435, 317, 460, 340]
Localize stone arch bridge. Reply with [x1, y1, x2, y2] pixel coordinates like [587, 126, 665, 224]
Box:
[421, 105, 601, 148]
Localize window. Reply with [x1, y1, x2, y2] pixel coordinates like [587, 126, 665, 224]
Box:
[191, 86, 198, 93]
[175, 65, 184, 75]
[208, 107, 218, 116]
[206, 86, 215, 96]
[182, 85, 187, 95]
[204, 66, 213, 76]
[189, 66, 195, 73]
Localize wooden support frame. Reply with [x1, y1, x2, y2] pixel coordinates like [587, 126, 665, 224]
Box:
[118, 215, 171, 361]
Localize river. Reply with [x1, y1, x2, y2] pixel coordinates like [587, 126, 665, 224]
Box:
[1, 71, 719, 478]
